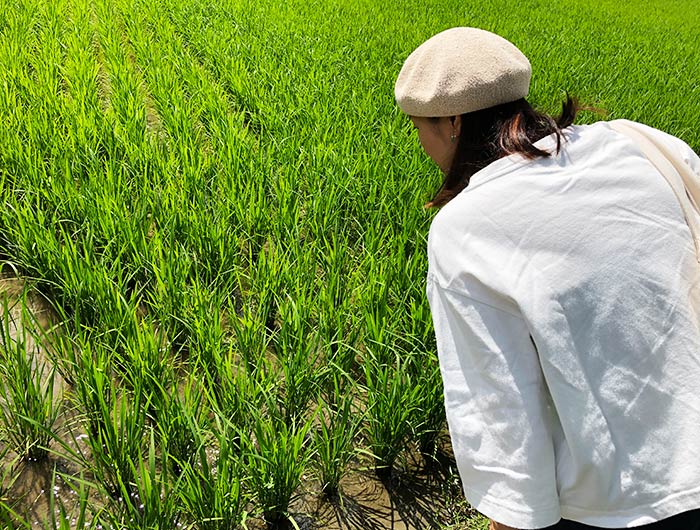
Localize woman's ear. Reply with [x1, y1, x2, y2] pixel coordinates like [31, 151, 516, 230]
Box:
[451, 115, 462, 138]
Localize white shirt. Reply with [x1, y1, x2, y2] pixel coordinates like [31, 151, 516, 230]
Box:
[427, 121, 700, 529]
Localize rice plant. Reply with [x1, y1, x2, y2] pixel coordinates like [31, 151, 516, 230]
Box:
[413, 355, 446, 460]
[68, 340, 150, 503]
[227, 302, 272, 376]
[87, 383, 151, 504]
[362, 349, 423, 478]
[99, 428, 180, 529]
[243, 400, 316, 526]
[112, 317, 174, 396]
[177, 418, 248, 530]
[273, 293, 326, 426]
[312, 372, 362, 498]
[200, 336, 273, 440]
[0, 296, 61, 462]
[152, 374, 206, 477]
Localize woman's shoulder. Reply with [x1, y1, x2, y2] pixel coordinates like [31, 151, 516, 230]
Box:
[604, 119, 700, 170]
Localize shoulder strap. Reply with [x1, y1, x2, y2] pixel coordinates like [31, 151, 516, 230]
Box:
[609, 119, 700, 263]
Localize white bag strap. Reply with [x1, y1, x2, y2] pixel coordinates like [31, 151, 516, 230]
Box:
[609, 119, 700, 263]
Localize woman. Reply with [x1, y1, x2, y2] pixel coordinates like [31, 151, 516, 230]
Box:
[394, 27, 700, 530]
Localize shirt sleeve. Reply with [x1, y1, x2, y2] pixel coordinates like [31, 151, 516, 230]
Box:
[427, 275, 562, 529]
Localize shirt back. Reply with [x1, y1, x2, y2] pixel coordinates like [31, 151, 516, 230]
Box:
[427, 120, 700, 528]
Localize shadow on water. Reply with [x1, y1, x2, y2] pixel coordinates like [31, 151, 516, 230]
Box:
[381, 448, 477, 530]
[5, 460, 59, 524]
[295, 444, 475, 530]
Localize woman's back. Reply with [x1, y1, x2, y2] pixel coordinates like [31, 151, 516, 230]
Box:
[427, 120, 700, 528]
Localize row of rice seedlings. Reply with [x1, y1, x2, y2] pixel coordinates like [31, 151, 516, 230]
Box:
[1, 177, 141, 339]
[0, 283, 352, 527]
[0, 0, 164, 345]
[60, 356, 316, 528]
[117, 0, 210, 179]
[60, 0, 114, 174]
[129, 4, 274, 283]
[30, 317, 245, 528]
[43, 430, 177, 529]
[138, 0, 253, 150]
[0, 0, 74, 303]
[1, 0, 142, 319]
[9, 0, 68, 148]
[12, 0, 151, 335]
[91, 0, 153, 155]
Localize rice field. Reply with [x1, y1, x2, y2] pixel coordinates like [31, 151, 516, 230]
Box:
[0, 0, 698, 528]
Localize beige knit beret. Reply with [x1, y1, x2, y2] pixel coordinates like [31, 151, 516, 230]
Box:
[395, 27, 532, 117]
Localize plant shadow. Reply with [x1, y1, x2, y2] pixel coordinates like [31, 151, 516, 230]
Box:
[380, 448, 471, 529]
[299, 444, 474, 530]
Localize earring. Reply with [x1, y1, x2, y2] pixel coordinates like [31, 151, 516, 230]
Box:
[450, 134, 457, 143]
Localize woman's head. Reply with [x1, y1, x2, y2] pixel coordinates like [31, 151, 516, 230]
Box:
[396, 27, 578, 207]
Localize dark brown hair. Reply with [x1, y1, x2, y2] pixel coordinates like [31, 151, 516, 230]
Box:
[426, 96, 579, 208]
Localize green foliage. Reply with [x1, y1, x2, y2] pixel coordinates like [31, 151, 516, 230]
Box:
[152, 375, 206, 476]
[413, 353, 446, 459]
[362, 349, 423, 476]
[69, 343, 150, 502]
[44, 472, 102, 530]
[101, 428, 180, 528]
